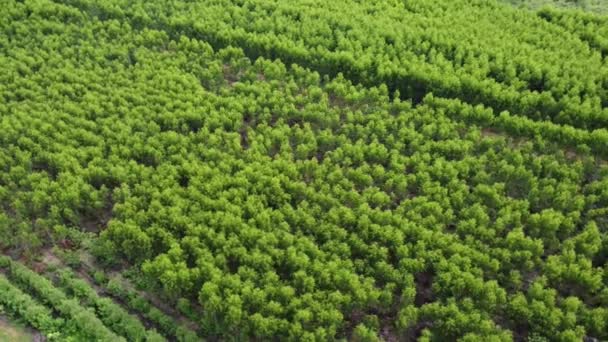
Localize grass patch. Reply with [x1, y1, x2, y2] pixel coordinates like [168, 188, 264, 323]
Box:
[0, 316, 35, 342]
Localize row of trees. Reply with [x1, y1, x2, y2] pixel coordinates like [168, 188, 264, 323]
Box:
[61, 0, 608, 130]
[0, 0, 607, 340]
[100, 273, 202, 341]
[0, 274, 63, 338]
[538, 6, 608, 57]
[56, 269, 166, 341]
[424, 95, 608, 158]
[0, 256, 123, 341]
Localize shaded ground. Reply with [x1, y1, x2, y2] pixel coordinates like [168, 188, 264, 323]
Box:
[0, 316, 43, 342]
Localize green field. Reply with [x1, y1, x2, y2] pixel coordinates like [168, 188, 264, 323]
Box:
[1, 0, 607, 340]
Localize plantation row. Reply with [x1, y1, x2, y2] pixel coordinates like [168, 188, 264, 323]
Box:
[1, 0, 608, 340]
[0, 273, 64, 338]
[56, 269, 165, 341]
[538, 7, 608, 57]
[56, 0, 608, 130]
[84, 267, 202, 341]
[0, 255, 125, 341]
[0, 254, 200, 341]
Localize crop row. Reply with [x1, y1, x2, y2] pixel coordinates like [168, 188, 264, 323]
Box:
[56, 269, 167, 341]
[0, 274, 63, 337]
[0, 256, 122, 341]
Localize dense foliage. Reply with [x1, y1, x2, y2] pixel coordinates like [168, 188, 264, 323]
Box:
[61, 0, 608, 130]
[538, 7, 608, 57]
[0, 0, 607, 341]
[505, 0, 608, 14]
